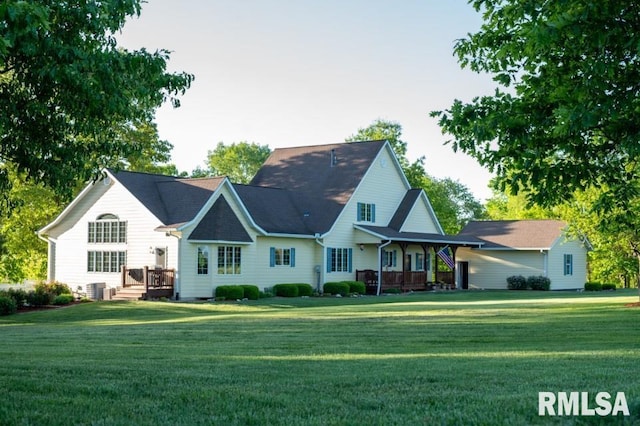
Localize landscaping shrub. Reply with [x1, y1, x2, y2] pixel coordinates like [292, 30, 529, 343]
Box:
[0, 295, 17, 316]
[584, 282, 602, 291]
[26, 288, 53, 306]
[240, 285, 260, 300]
[273, 284, 299, 297]
[383, 288, 401, 294]
[215, 285, 244, 300]
[296, 283, 313, 297]
[342, 281, 366, 295]
[35, 281, 71, 296]
[602, 283, 617, 291]
[323, 282, 350, 296]
[506, 275, 528, 290]
[527, 275, 551, 291]
[3, 288, 28, 308]
[53, 294, 75, 305]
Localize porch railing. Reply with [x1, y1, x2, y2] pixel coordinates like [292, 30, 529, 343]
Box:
[356, 269, 454, 294]
[121, 266, 175, 298]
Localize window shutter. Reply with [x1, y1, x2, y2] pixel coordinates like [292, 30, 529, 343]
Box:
[392, 250, 397, 267]
[270, 247, 275, 267]
[348, 248, 353, 273]
[415, 255, 420, 271]
[290, 248, 296, 267]
[357, 202, 362, 221]
[371, 204, 376, 223]
[327, 247, 332, 273]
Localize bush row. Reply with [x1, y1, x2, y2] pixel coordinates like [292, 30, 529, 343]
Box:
[272, 283, 313, 297]
[0, 281, 74, 316]
[323, 281, 366, 296]
[506, 275, 551, 291]
[584, 282, 617, 291]
[215, 285, 260, 300]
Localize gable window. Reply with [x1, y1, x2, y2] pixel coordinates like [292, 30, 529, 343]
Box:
[564, 254, 573, 276]
[270, 247, 296, 267]
[357, 202, 376, 223]
[197, 247, 209, 275]
[87, 251, 126, 273]
[218, 246, 241, 274]
[327, 247, 352, 273]
[88, 214, 127, 243]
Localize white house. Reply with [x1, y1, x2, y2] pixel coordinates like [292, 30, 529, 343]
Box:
[455, 220, 591, 290]
[38, 141, 482, 299]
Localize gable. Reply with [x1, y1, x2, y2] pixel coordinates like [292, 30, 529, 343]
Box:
[188, 195, 253, 242]
[388, 190, 442, 234]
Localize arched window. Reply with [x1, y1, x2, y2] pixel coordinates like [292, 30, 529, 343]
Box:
[88, 214, 127, 243]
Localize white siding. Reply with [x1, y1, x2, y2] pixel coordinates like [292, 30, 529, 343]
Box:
[47, 180, 178, 291]
[547, 237, 587, 290]
[400, 195, 440, 234]
[456, 248, 546, 290]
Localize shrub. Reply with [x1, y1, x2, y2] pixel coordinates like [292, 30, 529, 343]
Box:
[584, 282, 602, 291]
[602, 283, 617, 291]
[35, 281, 71, 296]
[215, 285, 244, 300]
[296, 283, 313, 297]
[26, 289, 53, 306]
[240, 285, 260, 300]
[323, 282, 350, 296]
[506, 275, 528, 290]
[52, 294, 75, 305]
[7, 288, 28, 308]
[342, 281, 366, 295]
[273, 284, 299, 297]
[383, 288, 401, 294]
[527, 275, 551, 291]
[0, 295, 17, 316]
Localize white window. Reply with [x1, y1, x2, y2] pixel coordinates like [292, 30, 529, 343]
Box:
[88, 214, 127, 243]
[383, 250, 397, 268]
[415, 253, 424, 271]
[270, 247, 295, 267]
[197, 247, 209, 275]
[564, 254, 573, 276]
[327, 248, 352, 273]
[87, 251, 126, 273]
[357, 202, 376, 222]
[218, 246, 241, 275]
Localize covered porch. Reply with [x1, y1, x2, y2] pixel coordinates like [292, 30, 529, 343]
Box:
[354, 225, 483, 295]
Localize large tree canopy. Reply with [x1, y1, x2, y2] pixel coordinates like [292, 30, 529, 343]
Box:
[432, 1, 640, 212]
[200, 142, 272, 184]
[0, 0, 193, 204]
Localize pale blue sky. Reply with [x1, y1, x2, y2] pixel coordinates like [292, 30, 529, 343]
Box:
[118, 0, 496, 200]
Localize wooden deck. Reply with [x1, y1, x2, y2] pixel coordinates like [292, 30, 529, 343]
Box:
[121, 266, 175, 299]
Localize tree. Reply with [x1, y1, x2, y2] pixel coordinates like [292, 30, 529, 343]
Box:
[0, 1, 193, 207]
[204, 142, 271, 184]
[423, 176, 487, 234]
[431, 1, 640, 213]
[116, 121, 182, 176]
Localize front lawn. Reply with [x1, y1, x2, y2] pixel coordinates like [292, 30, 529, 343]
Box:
[1, 290, 638, 425]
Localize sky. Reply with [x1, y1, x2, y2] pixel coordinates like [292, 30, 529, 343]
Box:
[117, 0, 497, 200]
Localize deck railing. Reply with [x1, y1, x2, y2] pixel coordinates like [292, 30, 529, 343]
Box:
[356, 269, 453, 294]
[121, 266, 175, 299]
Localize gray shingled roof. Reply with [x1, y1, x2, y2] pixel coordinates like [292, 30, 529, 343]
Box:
[458, 220, 568, 249]
[250, 141, 387, 234]
[356, 225, 483, 246]
[111, 170, 224, 227]
[188, 195, 253, 242]
[113, 141, 388, 237]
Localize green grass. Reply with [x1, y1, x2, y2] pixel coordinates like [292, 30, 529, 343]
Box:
[1, 290, 639, 425]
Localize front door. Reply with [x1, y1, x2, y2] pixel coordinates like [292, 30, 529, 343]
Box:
[155, 247, 167, 269]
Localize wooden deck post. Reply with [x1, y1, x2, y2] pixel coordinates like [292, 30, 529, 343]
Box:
[143, 265, 149, 294]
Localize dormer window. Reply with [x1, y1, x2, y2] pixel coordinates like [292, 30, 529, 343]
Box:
[88, 214, 127, 243]
[357, 202, 375, 223]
